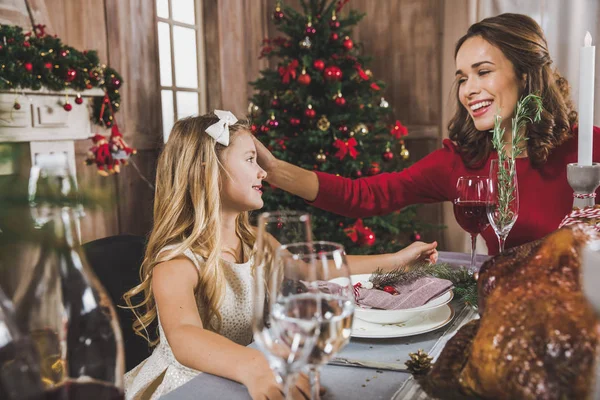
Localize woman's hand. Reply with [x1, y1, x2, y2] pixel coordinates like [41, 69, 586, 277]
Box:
[253, 136, 279, 175]
[390, 241, 438, 269]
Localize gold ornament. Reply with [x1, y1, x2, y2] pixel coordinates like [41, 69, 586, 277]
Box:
[299, 36, 312, 50]
[317, 115, 330, 131]
[354, 123, 369, 136]
[316, 150, 327, 164]
[400, 142, 410, 160]
[379, 97, 389, 108]
[405, 349, 433, 375]
[248, 101, 261, 117]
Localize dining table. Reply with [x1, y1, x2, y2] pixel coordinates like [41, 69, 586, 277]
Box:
[162, 251, 490, 400]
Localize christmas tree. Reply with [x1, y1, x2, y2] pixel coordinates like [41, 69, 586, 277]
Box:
[249, 0, 429, 254]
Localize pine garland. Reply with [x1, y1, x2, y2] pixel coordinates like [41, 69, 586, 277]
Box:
[369, 263, 478, 308]
[0, 24, 123, 127]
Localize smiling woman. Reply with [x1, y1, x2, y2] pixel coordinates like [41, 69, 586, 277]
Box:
[253, 13, 600, 256]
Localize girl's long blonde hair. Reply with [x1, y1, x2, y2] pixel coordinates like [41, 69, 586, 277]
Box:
[123, 113, 256, 346]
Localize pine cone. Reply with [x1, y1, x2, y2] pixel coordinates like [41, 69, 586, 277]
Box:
[405, 349, 433, 375]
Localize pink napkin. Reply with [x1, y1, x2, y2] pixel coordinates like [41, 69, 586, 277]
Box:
[355, 276, 453, 310]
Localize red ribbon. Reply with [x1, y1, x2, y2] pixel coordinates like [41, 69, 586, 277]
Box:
[278, 59, 299, 84]
[390, 120, 408, 138]
[354, 64, 370, 80]
[333, 137, 359, 160]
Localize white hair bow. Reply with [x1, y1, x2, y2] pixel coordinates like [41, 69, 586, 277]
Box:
[205, 110, 238, 146]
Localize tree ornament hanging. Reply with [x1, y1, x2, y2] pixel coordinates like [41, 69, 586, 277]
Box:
[271, 95, 280, 108]
[13, 101, 21, 110]
[63, 102, 72, 111]
[299, 36, 312, 50]
[290, 117, 301, 126]
[344, 219, 376, 247]
[353, 169, 363, 178]
[316, 150, 327, 164]
[75, 94, 83, 104]
[297, 68, 311, 85]
[400, 141, 410, 160]
[273, 3, 284, 22]
[330, 32, 339, 42]
[410, 231, 422, 242]
[354, 123, 369, 136]
[65, 68, 77, 82]
[380, 97, 389, 108]
[268, 113, 279, 128]
[368, 161, 381, 175]
[383, 147, 394, 161]
[338, 124, 349, 135]
[390, 120, 408, 138]
[317, 115, 330, 131]
[304, 104, 316, 118]
[24, 62, 33, 72]
[324, 65, 342, 81]
[329, 11, 341, 29]
[342, 36, 354, 50]
[334, 92, 346, 106]
[305, 20, 316, 36]
[313, 59, 325, 71]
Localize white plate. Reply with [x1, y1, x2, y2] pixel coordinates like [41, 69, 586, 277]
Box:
[351, 304, 455, 338]
[340, 274, 453, 324]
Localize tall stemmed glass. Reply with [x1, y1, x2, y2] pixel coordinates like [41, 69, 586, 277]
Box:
[453, 176, 491, 271]
[487, 159, 519, 253]
[252, 211, 317, 398]
[276, 242, 354, 400]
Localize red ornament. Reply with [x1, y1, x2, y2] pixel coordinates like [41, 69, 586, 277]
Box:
[330, 32, 339, 42]
[338, 125, 349, 135]
[13, 102, 21, 110]
[251, 124, 258, 133]
[313, 59, 325, 71]
[383, 286, 397, 295]
[75, 94, 83, 105]
[353, 169, 363, 178]
[289, 117, 301, 126]
[335, 95, 346, 106]
[304, 106, 316, 119]
[324, 66, 342, 81]
[390, 120, 408, 138]
[329, 19, 341, 29]
[368, 162, 381, 175]
[60, 50, 68, 57]
[411, 231, 422, 242]
[23, 41, 30, 48]
[271, 98, 280, 108]
[305, 24, 316, 36]
[297, 72, 311, 86]
[260, 125, 270, 133]
[370, 82, 381, 91]
[85, 83, 93, 89]
[268, 117, 279, 128]
[24, 62, 33, 72]
[273, 6, 284, 22]
[65, 68, 77, 82]
[343, 37, 354, 50]
[111, 77, 121, 88]
[44, 62, 53, 70]
[103, 96, 110, 104]
[383, 148, 394, 161]
[344, 219, 376, 247]
[85, 133, 114, 176]
[63, 103, 72, 112]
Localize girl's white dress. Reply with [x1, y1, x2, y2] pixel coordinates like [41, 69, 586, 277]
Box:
[124, 245, 255, 399]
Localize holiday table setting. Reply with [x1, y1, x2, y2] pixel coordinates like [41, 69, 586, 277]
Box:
[162, 251, 489, 400]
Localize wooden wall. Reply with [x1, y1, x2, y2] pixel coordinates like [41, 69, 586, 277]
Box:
[21, 0, 162, 242]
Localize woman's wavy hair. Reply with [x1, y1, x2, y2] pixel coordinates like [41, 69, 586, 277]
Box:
[123, 113, 256, 346]
[448, 13, 578, 168]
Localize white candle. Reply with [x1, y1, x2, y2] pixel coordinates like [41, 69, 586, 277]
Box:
[578, 32, 595, 166]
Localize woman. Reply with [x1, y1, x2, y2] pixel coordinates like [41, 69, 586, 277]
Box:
[254, 13, 600, 255]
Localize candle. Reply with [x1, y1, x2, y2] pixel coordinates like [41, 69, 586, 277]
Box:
[578, 32, 595, 166]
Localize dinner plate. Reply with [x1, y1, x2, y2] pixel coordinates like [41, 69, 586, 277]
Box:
[350, 304, 455, 339]
[340, 273, 454, 324]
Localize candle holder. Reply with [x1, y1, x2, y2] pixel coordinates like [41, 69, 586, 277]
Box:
[567, 163, 600, 208]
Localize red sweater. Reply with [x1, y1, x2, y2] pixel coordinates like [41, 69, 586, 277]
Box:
[312, 127, 600, 255]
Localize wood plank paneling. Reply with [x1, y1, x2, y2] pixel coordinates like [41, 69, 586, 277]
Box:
[104, 0, 162, 237]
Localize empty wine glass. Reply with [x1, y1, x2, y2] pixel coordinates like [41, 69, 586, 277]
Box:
[487, 159, 519, 253]
[276, 241, 354, 400]
[252, 211, 317, 398]
[453, 176, 491, 271]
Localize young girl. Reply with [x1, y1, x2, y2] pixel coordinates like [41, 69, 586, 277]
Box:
[123, 111, 438, 400]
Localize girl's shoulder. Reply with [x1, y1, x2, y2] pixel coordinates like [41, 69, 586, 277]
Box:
[158, 244, 205, 272]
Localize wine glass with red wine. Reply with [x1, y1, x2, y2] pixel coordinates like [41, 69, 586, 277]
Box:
[453, 176, 491, 271]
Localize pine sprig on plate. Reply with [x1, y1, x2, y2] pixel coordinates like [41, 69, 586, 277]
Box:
[369, 262, 478, 308]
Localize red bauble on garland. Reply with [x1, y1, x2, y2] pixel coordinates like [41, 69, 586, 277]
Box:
[65, 68, 77, 82]
[313, 59, 325, 71]
[24, 62, 33, 72]
[75, 94, 83, 104]
[13, 101, 21, 110]
[305, 23, 316, 36]
[343, 37, 354, 50]
[338, 125, 349, 135]
[334, 94, 346, 106]
[63, 102, 72, 111]
[273, 6, 284, 22]
[324, 66, 342, 81]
